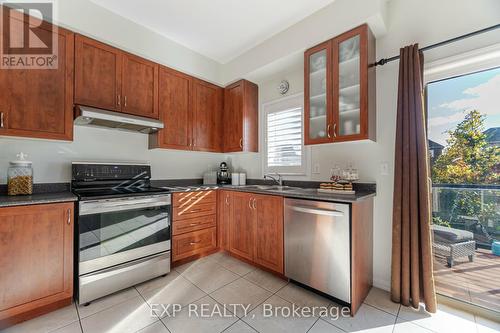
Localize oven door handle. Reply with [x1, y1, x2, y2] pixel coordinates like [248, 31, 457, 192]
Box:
[80, 196, 170, 215]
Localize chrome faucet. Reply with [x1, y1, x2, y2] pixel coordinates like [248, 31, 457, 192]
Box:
[264, 173, 283, 186]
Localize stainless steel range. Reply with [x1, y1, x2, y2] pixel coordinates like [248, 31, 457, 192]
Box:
[72, 162, 171, 305]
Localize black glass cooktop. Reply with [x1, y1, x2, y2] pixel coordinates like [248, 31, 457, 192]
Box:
[73, 186, 169, 200]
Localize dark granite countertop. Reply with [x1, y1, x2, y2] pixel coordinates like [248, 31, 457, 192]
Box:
[0, 191, 78, 208]
[160, 184, 376, 203]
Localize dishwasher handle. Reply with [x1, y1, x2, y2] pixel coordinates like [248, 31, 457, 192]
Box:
[289, 205, 345, 217]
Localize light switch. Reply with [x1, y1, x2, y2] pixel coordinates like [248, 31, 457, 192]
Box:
[380, 162, 389, 176]
[313, 163, 320, 174]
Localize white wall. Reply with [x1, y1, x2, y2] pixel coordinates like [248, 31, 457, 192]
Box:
[0, 0, 227, 185]
[54, 0, 223, 85]
[0, 127, 226, 184]
[221, 0, 389, 84]
[1, 0, 500, 292]
[230, 0, 500, 291]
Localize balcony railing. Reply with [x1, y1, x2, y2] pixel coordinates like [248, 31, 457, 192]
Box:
[432, 183, 500, 249]
[431, 183, 500, 313]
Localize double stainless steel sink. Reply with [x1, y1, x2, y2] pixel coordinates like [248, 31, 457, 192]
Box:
[239, 184, 316, 194]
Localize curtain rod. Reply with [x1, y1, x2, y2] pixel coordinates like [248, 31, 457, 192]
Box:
[373, 23, 500, 67]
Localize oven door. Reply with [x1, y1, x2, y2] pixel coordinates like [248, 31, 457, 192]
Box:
[78, 194, 171, 275]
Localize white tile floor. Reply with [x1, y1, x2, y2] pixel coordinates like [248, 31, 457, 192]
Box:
[2, 252, 498, 333]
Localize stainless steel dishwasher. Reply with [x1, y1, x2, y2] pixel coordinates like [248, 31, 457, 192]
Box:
[284, 198, 351, 303]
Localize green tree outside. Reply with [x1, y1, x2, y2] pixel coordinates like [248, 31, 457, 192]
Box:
[431, 110, 500, 240]
[432, 109, 499, 184]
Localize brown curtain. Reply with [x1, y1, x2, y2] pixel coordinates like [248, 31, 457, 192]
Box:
[391, 44, 437, 313]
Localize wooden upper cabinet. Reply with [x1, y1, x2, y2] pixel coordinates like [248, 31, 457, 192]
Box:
[75, 34, 121, 112]
[75, 35, 159, 119]
[253, 194, 284, 274]
[150, 68, 224, 152]
[229, 191, 255, 261]
[121, 53, 159, 119]
[305, 24, 376, 144]
[0, 202, 74, 328]
[0, 11, 74, 141]
[223, 80, 258, 152]
[192, 79, 223, 152]
[149, 67, 192, 150]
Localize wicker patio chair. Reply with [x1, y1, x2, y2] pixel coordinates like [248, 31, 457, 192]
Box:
[432, 225, 476, 267]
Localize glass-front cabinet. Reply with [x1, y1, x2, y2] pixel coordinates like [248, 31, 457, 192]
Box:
[305, 41, 332, 144]
[304, 24, 375, 145]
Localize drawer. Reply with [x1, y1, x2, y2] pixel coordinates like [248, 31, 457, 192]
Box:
[173, 202, 216, 220]
[173, 190, 216, 208]
[173, 214, 216, 236]
[173, 227, 216, 261]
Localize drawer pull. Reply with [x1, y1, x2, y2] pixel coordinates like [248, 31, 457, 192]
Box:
[189, 208, 202, 213]
[189, 223, 199, 226]
[190, 240, 201, 245]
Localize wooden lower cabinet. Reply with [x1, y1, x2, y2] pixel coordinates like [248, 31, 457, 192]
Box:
[253, 194, 284, 274]
[178, 190, 284, 275]
[173, 227, 217, 261]
[225, 191, 284, 274]
[217, 190, 231, 251]
[0, 202, 74, 329]
[172, 191, 218, 263]
[229, 191, 255, 261]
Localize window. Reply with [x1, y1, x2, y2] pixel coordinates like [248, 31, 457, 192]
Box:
[263, 94, 306, 175]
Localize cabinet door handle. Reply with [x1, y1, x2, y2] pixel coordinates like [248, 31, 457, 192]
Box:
[248, 198, 253, 209]
[0, 112, 4, 128]
[190, 240, 201, 245]
[252, 198, 257, 210]
[124, 96, 127, 107]
[239, 138, 243, 148]
[67, 208, 71, 225]
[327, 124, 331, 138]
[117, 95, 121, 106]
[225, 196, 229, 205]
[333, 123, 337, 138]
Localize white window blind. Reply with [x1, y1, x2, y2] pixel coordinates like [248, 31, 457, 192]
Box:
[267, 107, 303, 167]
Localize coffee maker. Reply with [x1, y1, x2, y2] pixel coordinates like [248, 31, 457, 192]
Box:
[217, 162, 231, 184]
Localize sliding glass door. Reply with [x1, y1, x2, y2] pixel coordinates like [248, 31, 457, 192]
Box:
[427, 66, 500, 313]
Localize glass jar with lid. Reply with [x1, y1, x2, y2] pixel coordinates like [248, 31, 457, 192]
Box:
[7, 152, 33, 195]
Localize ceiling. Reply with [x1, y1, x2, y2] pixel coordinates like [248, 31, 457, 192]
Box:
[89, 0, 336, 64]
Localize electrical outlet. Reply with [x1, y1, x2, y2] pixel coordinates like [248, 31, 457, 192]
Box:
[313, 163, 320, 174]
[380, 162, 389, 176]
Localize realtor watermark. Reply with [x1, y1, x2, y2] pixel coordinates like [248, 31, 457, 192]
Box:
[150, 303, 351, 320]
[1, 1, 58, 69]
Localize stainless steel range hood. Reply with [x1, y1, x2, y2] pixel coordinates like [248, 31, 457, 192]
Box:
[74, 105, 163, 134]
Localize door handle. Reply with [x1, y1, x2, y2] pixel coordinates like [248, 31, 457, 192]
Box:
[327, 124, 331, 138]
[117, 95, 121, 107]
[67, 208, 71, 225]
[0, 112, 4, 128]
[248, 198, 253, 209]
[333, 123, 337, 138]
[124, 96, 127, 107]
[290, 205, 344, 217]
[239, 138, 243, 148]
[252, 198, 257, 210]
[225, 196, 229, 205]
